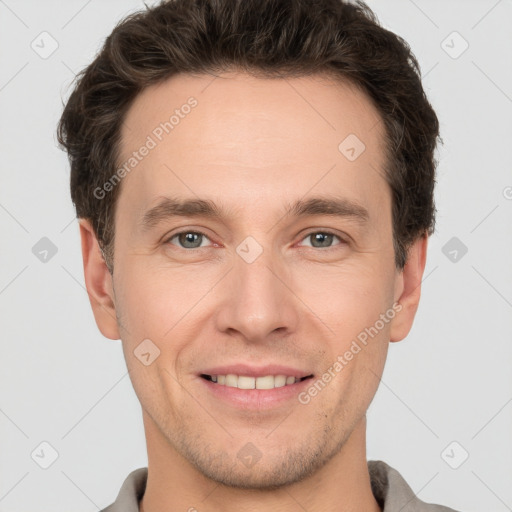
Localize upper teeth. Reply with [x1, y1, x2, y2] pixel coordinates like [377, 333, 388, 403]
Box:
[210, 374, 299, 389]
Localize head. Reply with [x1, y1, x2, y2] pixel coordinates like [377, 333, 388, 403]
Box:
[58, 0, 440, 491]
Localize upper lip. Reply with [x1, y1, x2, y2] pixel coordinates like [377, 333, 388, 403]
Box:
[199, 364, 314, 379]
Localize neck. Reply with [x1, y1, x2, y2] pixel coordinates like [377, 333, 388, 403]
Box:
[139, 413, 381, 512]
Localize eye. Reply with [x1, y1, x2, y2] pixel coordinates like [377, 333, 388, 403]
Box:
[299, 231, 346, 249]
[164, 229, 347, 251]
[165, 230, 213, 249]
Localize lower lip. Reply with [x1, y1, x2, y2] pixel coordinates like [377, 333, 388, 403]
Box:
[200, 377, 313, 409]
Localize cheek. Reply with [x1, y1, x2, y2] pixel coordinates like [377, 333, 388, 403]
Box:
[114, 265, 199, 384]
[115, 263, 185, 339]
[299, 263, 393, 337]
[309, 321, 389, 425]
[298, 263, 392, 403]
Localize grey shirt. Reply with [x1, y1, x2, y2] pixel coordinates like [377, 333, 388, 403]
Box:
[101, 459, 461, 511]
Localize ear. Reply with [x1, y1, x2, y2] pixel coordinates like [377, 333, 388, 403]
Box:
[389, 234, 428, 343]
[79, 218, 120, 340]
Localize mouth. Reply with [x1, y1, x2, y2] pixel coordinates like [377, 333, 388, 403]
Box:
[200, 373, 314, 390]
[197, 365, 315, 409]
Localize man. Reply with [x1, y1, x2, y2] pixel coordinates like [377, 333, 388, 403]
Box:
[57, 0, 461, 510]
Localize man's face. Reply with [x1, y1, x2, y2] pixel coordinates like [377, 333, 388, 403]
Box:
[94, 72, 411, 488]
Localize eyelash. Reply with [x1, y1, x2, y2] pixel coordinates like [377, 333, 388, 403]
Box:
[164, 229, 347, 251]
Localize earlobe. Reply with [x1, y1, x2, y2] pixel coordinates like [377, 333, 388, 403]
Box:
[79, 219, 120, 340]
[389, 234, 428, 343]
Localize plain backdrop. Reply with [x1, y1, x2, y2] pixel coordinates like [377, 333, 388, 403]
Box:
[0, 0, 511, 511]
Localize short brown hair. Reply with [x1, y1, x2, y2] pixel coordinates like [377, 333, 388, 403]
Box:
[57, 0, 441, 273]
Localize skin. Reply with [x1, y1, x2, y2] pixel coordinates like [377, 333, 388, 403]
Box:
[80, 71, 427, 512]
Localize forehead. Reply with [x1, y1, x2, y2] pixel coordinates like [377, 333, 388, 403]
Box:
[117, 71, 389, 219]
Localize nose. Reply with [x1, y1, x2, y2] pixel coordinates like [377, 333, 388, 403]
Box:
[214, 247, 300, 343]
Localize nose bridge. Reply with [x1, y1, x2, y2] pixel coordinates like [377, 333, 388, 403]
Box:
[215, 243, 298, 341]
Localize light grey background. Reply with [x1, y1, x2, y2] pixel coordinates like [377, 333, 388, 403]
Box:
[1, 0, 511, 511]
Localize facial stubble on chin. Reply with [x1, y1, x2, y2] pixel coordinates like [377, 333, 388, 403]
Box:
[154, 402, 357, 491]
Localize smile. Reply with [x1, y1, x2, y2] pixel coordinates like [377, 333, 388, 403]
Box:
[201, 374, 313, 390]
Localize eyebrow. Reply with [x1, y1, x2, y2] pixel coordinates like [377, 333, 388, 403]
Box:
[139, 195, 370, 231]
